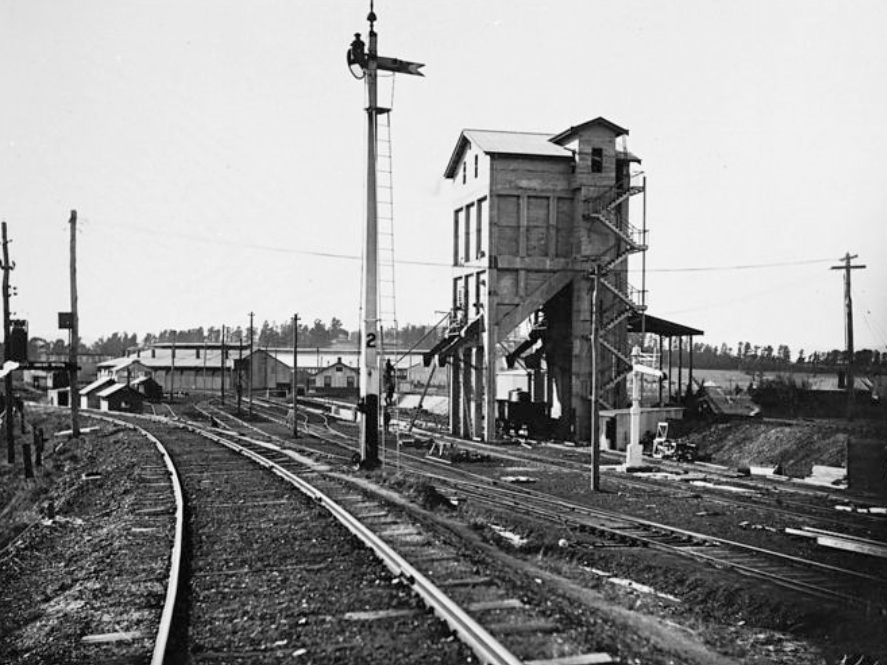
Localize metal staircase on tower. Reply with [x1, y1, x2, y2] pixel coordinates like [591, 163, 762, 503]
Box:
[584, 173, 647, 410]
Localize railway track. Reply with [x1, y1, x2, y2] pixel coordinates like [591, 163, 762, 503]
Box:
[112, 411, 620, 664]
[220, 397, 887, 616]
[252, 394, 887, 539]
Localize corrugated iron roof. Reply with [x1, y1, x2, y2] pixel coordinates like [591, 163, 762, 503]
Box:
[550, 117, 629, 145]
[444, 129, 571, 178]
[100, 349, 233, 370]
[131, 376, 159, 387]
[103, 357, 149, 372]
[465, 129, 569, 158]
[628, 313, 704, 337]
[97, 383, 130, 398]
[80, 376, 116, 396]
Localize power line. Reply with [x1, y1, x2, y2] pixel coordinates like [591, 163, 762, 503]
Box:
[645, 257, 836, 273]
[658, 272, 832, 317]
[86, 220, 840, 274]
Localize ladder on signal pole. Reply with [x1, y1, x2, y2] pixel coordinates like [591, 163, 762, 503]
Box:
[376, 103, 401, 468]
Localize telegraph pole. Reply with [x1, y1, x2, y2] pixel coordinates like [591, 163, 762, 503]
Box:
[589, 265, 600, 491]
[2, 221, 15, 462]
[248, 311, 254, 417]
[67, 211, 81, 438]
[169, 330, 176, 403]
[348, 2, 423, 469]
[831, 253, 866, 418]
[220, 324, 226, 405]
[292, 313, 299, 438]
[237, 331, 243, 416]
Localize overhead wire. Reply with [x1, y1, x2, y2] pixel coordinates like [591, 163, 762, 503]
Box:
[82, 221, 843, 274]
[658, 272, 833, 317]
[858, 299, 887, 350]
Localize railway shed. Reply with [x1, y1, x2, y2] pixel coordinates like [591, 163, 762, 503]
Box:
[310, 358, 360, 397]
[79, 376, 117, 410]
[97, 383, 144, 413]
[96, 344, 446, 402]
[98, 357, 152, 384]
[131, 375, 163, 402]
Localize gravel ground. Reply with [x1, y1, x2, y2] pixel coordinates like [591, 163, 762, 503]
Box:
[158, 421, 474, 664]
[0, 414, 173, 664]
[6, 405, 884, 664]
[220, 402, 887, 662]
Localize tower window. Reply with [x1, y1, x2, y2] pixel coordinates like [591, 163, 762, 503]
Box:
[591, 148, 603, 173]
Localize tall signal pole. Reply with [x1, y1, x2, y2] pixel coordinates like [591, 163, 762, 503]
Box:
[361, 10, 381, 468]
[830, 253, 866, 418]
[2, 221, 15, 462]
[348, 2, 423, 469]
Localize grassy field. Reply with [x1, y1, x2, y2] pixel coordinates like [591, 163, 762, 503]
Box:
[693, 368, 842, 391]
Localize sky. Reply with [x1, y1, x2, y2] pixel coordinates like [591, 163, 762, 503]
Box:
[0, 0, 885, 356]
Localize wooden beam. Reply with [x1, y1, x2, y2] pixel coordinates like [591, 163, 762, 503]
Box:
[495, 270, 573, 342]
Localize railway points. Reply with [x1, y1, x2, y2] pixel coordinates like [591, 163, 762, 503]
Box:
[2, 389, 886, 663]
[197, 396, 887, 655]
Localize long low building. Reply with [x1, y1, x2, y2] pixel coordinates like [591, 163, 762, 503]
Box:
[98, 343, 447, 396]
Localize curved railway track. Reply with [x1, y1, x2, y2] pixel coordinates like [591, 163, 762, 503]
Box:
[111, 410, 619, 664]
[224, 397, 887, 616]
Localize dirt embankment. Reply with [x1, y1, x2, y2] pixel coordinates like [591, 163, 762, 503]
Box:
[684, 418, 886, 477]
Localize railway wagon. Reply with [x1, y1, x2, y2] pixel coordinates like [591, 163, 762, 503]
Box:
[496, 391, 551, 439]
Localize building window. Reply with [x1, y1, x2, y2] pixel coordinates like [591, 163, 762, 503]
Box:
[476, 198, 485, 258]
[335, 365, 343, 372]
[454, 209, 462, 265]
[462, 161, 467, 184]
[346, 376, 355, 388]
[591, 148, 603, 173]
[464, 203, 473, 262]
[324, 375, 332, 387]
[474, 154, 478, 178]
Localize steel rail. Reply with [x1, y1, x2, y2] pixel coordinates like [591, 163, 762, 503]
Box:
[216, 399, 887, 584]
[423, 468, 887, 583]
[86, 413, 185, 665]
[447, 481, 880, 607]
[210, 399, 887, 612]
[172, 418, 525, 665]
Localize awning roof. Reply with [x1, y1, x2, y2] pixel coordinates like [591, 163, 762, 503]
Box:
[628, 312, 704, 337]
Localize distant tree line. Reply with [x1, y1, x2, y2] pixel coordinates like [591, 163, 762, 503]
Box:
[22, 317, 445, 360]
[23, 322, 883, 370]
[648, 337, 886, 373]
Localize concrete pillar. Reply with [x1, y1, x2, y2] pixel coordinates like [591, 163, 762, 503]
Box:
[571, 274, 592, 441]
[625, 347, 644, 469]
[461, 347, 473, 439]
[449, 355, 461, 436]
